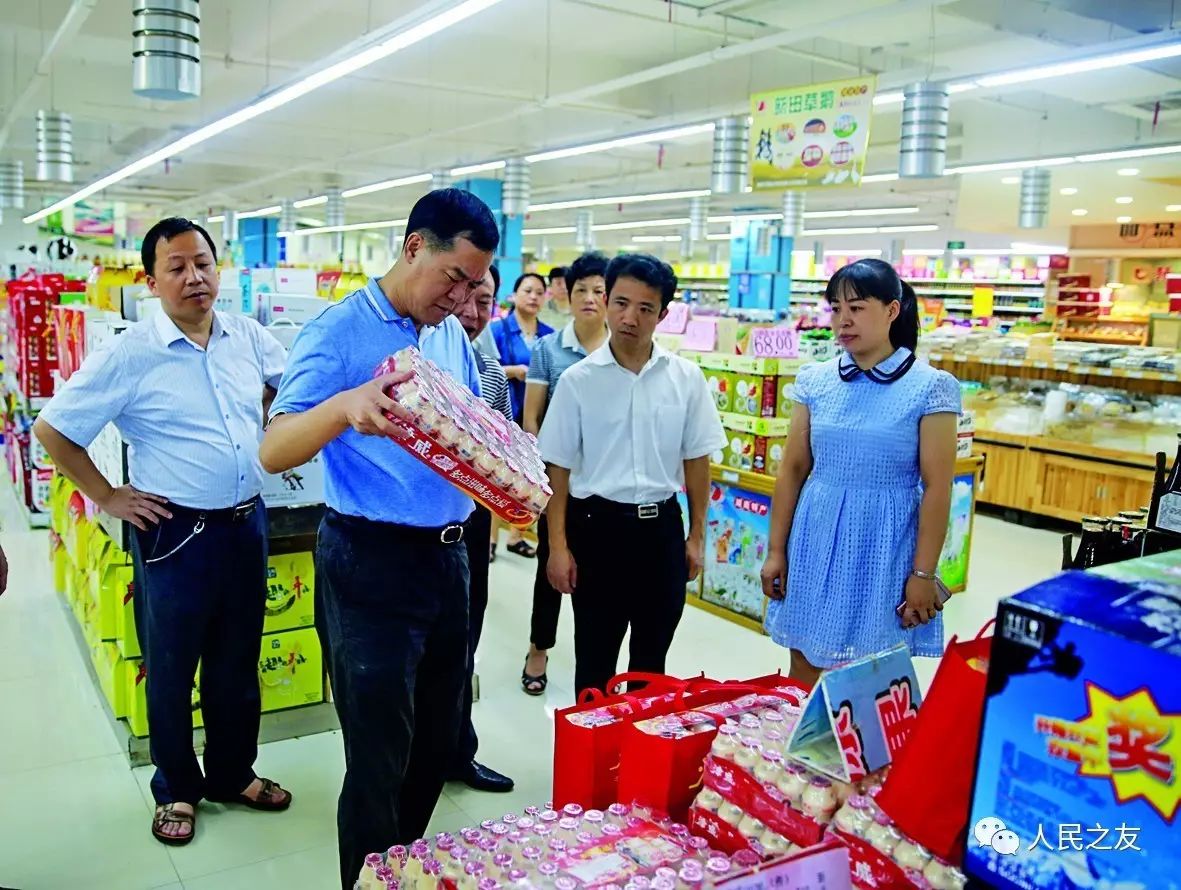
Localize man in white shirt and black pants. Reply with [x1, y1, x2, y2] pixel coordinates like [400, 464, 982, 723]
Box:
[540, 254, 725, 695]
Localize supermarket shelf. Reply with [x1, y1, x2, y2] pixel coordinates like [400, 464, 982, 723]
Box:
[926, 353, 1180, 380]
[1058, 333, 1147, 345]
[1056, 317, 1149, 325]
[794, 276, 1045, 287]
[58, 592, 340, 768]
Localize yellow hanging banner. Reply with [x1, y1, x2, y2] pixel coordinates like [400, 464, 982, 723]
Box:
[749, 76, 877, 190]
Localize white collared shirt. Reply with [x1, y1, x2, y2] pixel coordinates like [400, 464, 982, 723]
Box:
[40, 309, 287, 509]
[539, 339, 726, 504]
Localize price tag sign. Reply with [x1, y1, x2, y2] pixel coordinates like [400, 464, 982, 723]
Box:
[749, 326, 798, 358]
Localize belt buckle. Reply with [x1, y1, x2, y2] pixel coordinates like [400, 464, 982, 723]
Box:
[637, 503, 659, 520]
[233, 501, 255, 522]
[440, 524, 465, 544]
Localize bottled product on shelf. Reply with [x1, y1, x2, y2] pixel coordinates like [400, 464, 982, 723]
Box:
[1151, 432, 1181, 535]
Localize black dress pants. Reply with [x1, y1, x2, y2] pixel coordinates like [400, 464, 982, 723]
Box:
[529, 513, 562, 650]
[456, 503, 493, 765]
[565, 496, 688, 697]
[129, 499, 267, 806]
[315, 509, 470, 890]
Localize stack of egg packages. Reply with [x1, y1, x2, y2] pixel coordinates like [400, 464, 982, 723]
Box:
[691, 709, 966, 889]
[380, 347, 551, 515]
[356, 803, 765, 890]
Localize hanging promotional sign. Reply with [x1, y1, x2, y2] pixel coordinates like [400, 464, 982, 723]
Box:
[749, 76, 877, 190]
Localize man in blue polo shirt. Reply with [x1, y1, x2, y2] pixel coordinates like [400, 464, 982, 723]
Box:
[260, 189, 498, 890]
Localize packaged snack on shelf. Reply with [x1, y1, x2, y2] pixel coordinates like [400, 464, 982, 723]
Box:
[375, 348, 550, 528]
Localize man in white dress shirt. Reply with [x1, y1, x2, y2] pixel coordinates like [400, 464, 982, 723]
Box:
[539, 254, 725, 695]
[34, 218, 291, 847]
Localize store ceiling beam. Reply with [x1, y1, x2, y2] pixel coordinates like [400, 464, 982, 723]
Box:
[0, 0, 99, 153]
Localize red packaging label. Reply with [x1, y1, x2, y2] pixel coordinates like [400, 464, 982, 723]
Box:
[703, 755, 825, 847]
[828, 828, 912, 889]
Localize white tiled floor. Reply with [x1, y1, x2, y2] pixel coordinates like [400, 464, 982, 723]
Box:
[0, 491, 1065, 889]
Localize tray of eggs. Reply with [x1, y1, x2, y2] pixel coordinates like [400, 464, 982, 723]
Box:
[375, 348, 551, 527]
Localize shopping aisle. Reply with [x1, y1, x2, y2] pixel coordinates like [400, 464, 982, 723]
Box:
[0, 491, 1062, 890]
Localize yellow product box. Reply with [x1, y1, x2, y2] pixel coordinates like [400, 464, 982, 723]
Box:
[124, 660, 203, 738]
[727, 356, 781, 418]
[703, 368, 738, 415]
[98, 561, 133, 644]
[115, 578, 140, 659]
[264, 551, 315, 633]
[51, 535, 69, 596]
[259, 627, 324, 714]
[91, 641, 127, 719]
[716, 414, 791, 476]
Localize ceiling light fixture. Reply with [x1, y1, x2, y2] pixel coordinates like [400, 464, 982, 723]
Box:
[805, 206, 920, 218]
[1075, 144, 1181, 162]
[861, 172, 900, 183]
[294, 195, 328, 208]
[1011, 242, 1068, 253]
[1117, 216, 1132, 223]
[1115, 196, 1134, 204]
[22, 0, 506, 223]
[1060, 187, 1079, 195]
[206, 214, 225, 223]
[1072, 209, 1088, 216]
[528, 189, 710, 213]
[593, 217, 691, 232]
[1167, 204, 1181, 212]
[522, 226, 577, 235]
[632, 235, 683, 242]
[976, 41, 1181, 88]
[1117, 168, 1140, 176]
[236, 205, 281, 219]
[341, 173, 432, 199]
[450, 160, 506, 176]
[524, 123, 714, 164]
[280, 217, 409, 237]
[945, 156, 1076, 175]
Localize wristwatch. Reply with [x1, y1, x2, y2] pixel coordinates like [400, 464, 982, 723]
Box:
[911, 569, 937, 581]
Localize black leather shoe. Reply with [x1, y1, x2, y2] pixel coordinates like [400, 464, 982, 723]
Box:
[454, 760, 515, 793]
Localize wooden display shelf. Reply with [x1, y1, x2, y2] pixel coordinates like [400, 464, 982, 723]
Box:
[974, 432, 1155, 522]
[926, 353, 1180, 394]
[1058, 333, 1147, 346]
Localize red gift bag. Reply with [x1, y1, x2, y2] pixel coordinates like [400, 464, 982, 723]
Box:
[616, 674, 809, 823]
[553, 672, 696, 811]
[874, 620, 994, 864]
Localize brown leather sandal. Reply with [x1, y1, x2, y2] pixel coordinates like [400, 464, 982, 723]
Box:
[152, 803, 196, 846]
[209, 777, 292, 812]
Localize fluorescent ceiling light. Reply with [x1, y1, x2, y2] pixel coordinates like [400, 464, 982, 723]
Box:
[1117, 168, 1140, 176]
[1115, 196, 1134, 204]
[294, 195, 328, 208]
[976, 41, 1181, 88]
[522, 226, 577, 235]
[525, 123, 714, 164]
[1060, 187, 1079, 196]
[706, 233, 731, 241]
[1011, 242, 1068, 253]
[632, 235, 683, 242]
[800, 226, 878, 236]
[529, 189, 710, 212]
[709, 213, 782, 223]
[1117, 216, 1132, 223]
[206, 215, 225, 223]
[1072, 209, 1088, 216]
[878, 224, 940, 233]
[1075, 144, 1181, 162]
[342, 173, 431, 199]
[451, 160, 506, 176]
[861, 172, 900, 183]
[281, 217, 409, 237]
[237, 205, 281, 219]
[1168, 205, 1181, 212]
[945, 156, 1075, 175]
[872, 91, 904, 106]
[22, 0, 505, 223]
[951, 248, 1013, 256]
[594, 217, 690, 232]
[805, 206, 919, 218]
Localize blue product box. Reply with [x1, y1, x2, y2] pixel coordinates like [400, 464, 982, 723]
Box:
[965, 553, 1181, 890]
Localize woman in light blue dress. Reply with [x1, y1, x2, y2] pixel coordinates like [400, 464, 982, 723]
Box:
[760, 259, 960, 686]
